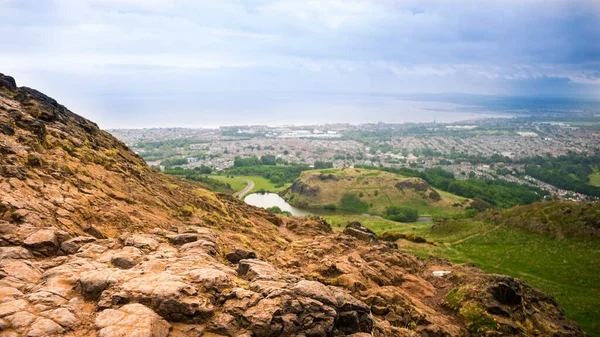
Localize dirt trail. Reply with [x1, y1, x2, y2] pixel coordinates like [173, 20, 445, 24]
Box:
[449, 224, 502, 245]
[234, 179, 255, 199]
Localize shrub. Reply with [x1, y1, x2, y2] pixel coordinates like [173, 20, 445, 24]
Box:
[378, 232, 435, 245]
[445, 287, 467, 311]
[323, 203, 337, 210]
[384, 206, 419, 222]
[340, 193, 369, 212]
[459, 301, 498, 333]
[180, 205, 194, 216]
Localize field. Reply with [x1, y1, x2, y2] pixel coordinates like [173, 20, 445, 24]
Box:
[211, 175, 290, 194]
[283, 168, 470, 216]
[322, 214, 600, 337]
[589, 172, 600, 187]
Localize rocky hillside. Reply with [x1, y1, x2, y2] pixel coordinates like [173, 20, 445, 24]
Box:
[0, 73, 586, 336]
[484, 201, 600, 240]
[282, 168, 471, 216]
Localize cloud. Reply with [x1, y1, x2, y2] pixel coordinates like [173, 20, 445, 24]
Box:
[1, 0, 598, 127]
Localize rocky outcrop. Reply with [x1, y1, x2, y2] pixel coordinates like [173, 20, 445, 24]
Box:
[0, 73, 587, 336]
[289, 180, 320, 196]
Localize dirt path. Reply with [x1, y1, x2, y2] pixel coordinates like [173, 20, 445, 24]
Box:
[450, 224, 502, 245]
[234, 179, 255, 199]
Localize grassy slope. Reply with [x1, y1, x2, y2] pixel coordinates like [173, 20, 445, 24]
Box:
[323, 213, 600, 337]
[285, 168, 469, 215]
[211, 175, 290, 194]
[589, 172, 600, 187]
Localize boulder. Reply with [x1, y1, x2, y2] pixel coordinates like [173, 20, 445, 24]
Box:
[124, 234, 159, 251]
[342, 222, 378, 243]
[111, 247, 143, 269]
[166, 233, 198, 245]
[60, 236, 97, 254]
[188, 268, 233, 292]
[118, 275, 214, 322]
[0, 247, 33, 260]
[95, 303, 170, 337]
[26, 318, 65, 337]
[23, 229, 59, 256]
[225, 248, 256, 264]
[237, 260, 281, 281]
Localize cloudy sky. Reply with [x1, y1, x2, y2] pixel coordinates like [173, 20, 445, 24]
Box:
[1, 0, 599, 128]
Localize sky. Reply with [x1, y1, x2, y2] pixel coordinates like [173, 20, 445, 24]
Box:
[1, 0, 599, 128]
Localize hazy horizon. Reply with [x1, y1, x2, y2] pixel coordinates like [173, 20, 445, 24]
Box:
[2, 0, 599, 128]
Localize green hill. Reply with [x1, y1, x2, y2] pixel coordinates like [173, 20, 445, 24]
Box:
[322, 200, 600, 337]
[281, 168, 472, 216]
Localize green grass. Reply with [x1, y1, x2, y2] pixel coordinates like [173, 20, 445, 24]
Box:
[210, 175, 249, 191]
[211, 175, 290, 194]
[323, 214, 600, 337]
[589, 173, 600, 187]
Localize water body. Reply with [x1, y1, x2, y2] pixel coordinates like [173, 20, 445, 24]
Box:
[244, 193, 314, 216]
[244, 193, 435, 223]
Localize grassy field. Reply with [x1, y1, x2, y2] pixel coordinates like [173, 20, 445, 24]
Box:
[211, 175, 290, 194]
[322, 214, 600, 337]
[283, 168, 470, 216]
[589, 172, 600, 187]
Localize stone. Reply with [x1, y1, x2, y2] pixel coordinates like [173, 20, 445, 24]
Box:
[60, 236, 97, 254]
[45, 308, 78, 329]
[79, 269, 118, 300]
[111, 247, 143, 269]
[23, 229, 59, 256]
[188, 268, 232, 291]
[180, 240, 217, 256]
[4, 311, 37, 329]
[225, 248, 256, 264]
[124, 235, 159, 251]
[26, 318, 65, 337]
[343, 226, 378, 244]
[119, 275, 214, 321]
[0, 299, 28, 318]
[96, 303, 170, 337]
[0, 247, 33, 260]
[166, 233, 198, 245]
[1, 261, 41, 283]
[291, 280, 336, 307]
[237, 260, 281, 281]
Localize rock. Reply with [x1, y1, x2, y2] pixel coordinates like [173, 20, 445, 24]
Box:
[45, 308, 78, 329]
[343, 227, 378, 244]
[23, 229, 59, 256]
[188, 268, 233, 291]
[0, 299, 29, 318]
[119, 275, 214, 321]
[27, 318, 65, 337]
[2, 261, 42, 283]
[225, 248, 256, 264]
[60, 236, 97, 254]
[0, 247, 33, 260]
[237, 260, 281, 281]
[95, 303, 170, 337]
[166, 233, 198, 245]
[0, 73, 17, 90]
[292, 280, 337, 307]
[206, 313, 238, 335]
[346, 222, 376, 236]
[489, 281, 522, 306]
[4, 311, 37, 329]
[124, 235, 159, 251]
[79, 269, 118, 300]
[180, 240, 218, 256]
[111, 247, 143, 269]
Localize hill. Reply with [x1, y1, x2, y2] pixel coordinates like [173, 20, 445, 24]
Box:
[0, 73, 586, 337]
[282, 168, 471, 216]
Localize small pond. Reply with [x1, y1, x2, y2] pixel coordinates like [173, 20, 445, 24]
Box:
[244, 193, 434, 223]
